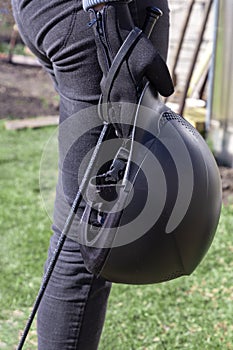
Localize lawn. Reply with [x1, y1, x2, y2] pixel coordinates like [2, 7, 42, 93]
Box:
[0, 122, 233, 349]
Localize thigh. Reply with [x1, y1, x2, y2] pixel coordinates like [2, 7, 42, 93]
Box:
[12, 0, 104, 227]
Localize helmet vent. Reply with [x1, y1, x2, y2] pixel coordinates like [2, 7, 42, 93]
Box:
[163, 111, 200, 139]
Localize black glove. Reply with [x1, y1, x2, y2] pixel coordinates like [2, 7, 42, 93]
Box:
[89, 3, 174, 137]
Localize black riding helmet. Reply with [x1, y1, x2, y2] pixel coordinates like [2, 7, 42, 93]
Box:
[79, 82, 222, 284]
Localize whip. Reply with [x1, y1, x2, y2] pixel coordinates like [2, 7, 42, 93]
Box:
[16, 7, 163, 349]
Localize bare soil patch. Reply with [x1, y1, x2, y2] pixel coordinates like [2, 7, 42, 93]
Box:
[219, 167, 233, 205]
[0, 59, 58, 119]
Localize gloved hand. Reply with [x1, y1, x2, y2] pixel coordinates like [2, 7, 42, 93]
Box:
[89, 3, 174, 137]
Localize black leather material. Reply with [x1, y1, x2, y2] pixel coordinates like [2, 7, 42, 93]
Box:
[89, 4, 174, 137]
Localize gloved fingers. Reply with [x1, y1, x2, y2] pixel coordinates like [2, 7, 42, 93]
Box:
[89, 3, 135, 72]
[100, 4, 135, 59]
[125, 34, 174, 97]
[145, 53, 174, 97]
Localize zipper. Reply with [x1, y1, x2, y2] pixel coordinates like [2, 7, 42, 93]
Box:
[96, 11, 112, 70]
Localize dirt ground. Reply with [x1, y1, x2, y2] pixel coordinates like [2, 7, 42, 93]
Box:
[0, 58, 233, 205]
[219, 167, 233, 205]
[0, 59, 58, 119]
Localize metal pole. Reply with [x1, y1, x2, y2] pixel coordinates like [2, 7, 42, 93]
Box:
[206, 0, 221, 132]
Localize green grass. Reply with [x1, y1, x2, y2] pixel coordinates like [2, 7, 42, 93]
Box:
[0, 42, 26, 56]
[0, 122, 55, 348]
[0, 122, 233, 349]
[99, 205, 233, 350]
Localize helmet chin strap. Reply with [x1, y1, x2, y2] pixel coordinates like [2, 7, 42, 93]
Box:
[16, 7, 162, 349]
